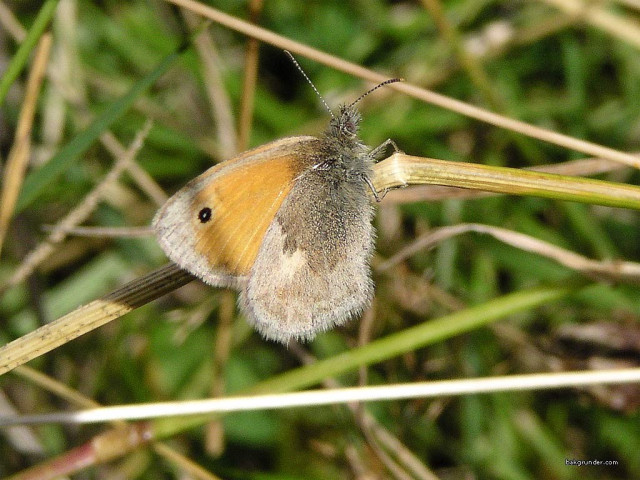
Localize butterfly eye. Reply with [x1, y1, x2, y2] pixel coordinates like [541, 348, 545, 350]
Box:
[198, 207, 212, 223]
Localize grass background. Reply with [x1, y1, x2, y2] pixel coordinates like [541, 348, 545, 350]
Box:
[1, 0, 640, 478]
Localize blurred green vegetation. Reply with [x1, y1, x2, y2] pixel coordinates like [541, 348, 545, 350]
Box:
[1, 1, 639, 479]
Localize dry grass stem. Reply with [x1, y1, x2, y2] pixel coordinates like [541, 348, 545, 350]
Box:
[383, 156, 631, 204]
[379, 223, 640, 282]
[183, 10, 237, 159]
[539, 0, 640, 49]
[39, 225, 154, 238]
[0, 0, 26, 41]
[0, 34, 52, 257]
[236, 0, 263, 152]
[0, 263, 193, 376]
[13, 365, 224, 479]
[374, 153, 640, 209]
[167, 0, 640, 169]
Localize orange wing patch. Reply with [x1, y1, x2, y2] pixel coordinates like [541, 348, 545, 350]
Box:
[192, 153, 303, 276]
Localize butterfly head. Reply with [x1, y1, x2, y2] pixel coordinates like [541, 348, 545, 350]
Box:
[327, 105, 362, 143]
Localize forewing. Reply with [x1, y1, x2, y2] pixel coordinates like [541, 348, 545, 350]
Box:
[153, 137, 316, 285]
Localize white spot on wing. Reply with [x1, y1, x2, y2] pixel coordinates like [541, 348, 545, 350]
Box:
[277, 249, 306, 280]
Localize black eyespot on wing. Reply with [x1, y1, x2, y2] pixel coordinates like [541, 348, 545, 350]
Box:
[198, 207, 212, 223]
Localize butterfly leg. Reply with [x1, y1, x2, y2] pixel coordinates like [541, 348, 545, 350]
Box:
[369, 138, 402, 161]
[365, 138, 403, 202]
[363, 174, 383, 202]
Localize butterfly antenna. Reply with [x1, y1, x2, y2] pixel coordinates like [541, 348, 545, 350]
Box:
[285, 50, 334, 119]
[348, 78, 403, 108]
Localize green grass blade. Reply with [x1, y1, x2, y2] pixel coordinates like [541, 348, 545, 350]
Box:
[0, 0, 58, 106]
[251, 282, 584, 394]
[155, 281, 584, 437]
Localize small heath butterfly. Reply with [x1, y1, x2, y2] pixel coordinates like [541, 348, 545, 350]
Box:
[153, 54, 400, 343]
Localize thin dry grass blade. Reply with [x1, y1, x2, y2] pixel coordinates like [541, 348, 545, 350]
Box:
[540, 0, 640, 49]
[379, 223, 640, 282]
[2, 122, 152, 291]
[0, 34, 52, 256]
[166, 0, 640, 169]
[0, 264, 193, 376]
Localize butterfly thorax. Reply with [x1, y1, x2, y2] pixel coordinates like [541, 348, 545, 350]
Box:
[313, 105, 372, 184]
